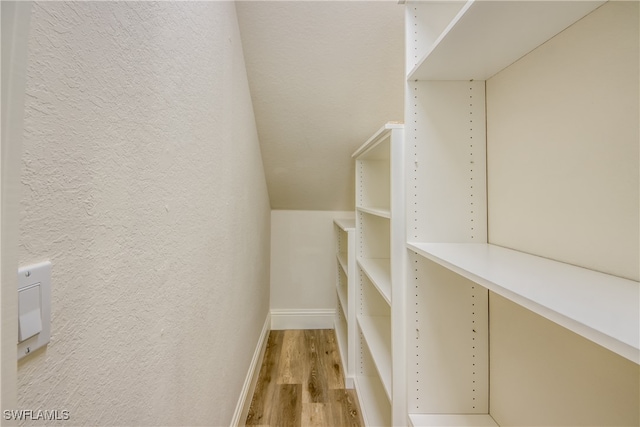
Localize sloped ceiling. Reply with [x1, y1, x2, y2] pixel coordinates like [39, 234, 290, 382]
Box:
[236, 1, 405, 211]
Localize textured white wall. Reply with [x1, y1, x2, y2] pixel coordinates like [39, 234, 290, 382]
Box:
[18, 2, 270, 426]
[270, 210, 354, 311]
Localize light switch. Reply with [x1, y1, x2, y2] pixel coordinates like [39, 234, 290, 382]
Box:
[18, 284, 42, 341]
[17, 261, 51, 359]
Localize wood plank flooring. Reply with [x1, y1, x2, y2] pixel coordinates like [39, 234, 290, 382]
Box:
[246, 329, 364, 427]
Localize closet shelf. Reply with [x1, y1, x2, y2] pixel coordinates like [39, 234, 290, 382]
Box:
[407, 242, 640, 364]
[352, 122, 403, 159]
[333, 217, 356, 389]
[357, 206, 391, 219]
[407, 0, 605, 81]
[335, 305, 348, 377]
[355, 375, 391, 427]
[334, 218, 355, 232]
[337, 281, 348, 319]
[353, 122, 404, 424]
[409, 413, 498, 427]
[357, 315, 392, 399]
[358, 258, 391, 305]
[337, 252, 348, 275]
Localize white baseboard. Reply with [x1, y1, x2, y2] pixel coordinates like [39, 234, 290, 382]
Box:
[345, 376, 355, 389]
[270, 309, 336, 330]
[230, 312, 270, 427]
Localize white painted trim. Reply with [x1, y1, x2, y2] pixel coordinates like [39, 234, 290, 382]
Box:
[230, 312, 270, 427]
[270, 309, 335, 330]
[1, 1, 32, 417]
[344, 375, 354, 390]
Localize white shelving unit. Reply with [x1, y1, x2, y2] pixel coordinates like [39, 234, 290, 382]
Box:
[352, 123, 405, 426]
[407, 242, 640, 364]
[357, 315, 392, 397]
[405, 1, 639, 426]
[407, 0, 605, 81]
[334, 218, 356, 389]
[357, 258, 391, 304]
[355, 371, 391, 427]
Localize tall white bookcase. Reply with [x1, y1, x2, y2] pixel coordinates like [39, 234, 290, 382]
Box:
[404, 1, 639, 426]
[352, 123, 406, 426]
[334, 218, 356, 389]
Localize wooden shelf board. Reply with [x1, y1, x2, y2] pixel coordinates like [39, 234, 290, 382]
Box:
[337, 252, 348, 276]
[407, 0, 605, 81]
[334, 218, 355, 231]
[358, 315, 392, 398]
[357, 206, 391, 219]
[358, 258, 391, 305]
[355, 375, 391, 427]
[407, 242, 640, 364]
[409, 413, 498, 427]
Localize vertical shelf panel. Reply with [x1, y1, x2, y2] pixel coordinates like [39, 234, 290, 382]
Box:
[407, 80, 487, 244]
[334, 218, 356, 389]
[353, 123, 405, 426]
[409, 251, 489, 414]
[389, 119, 408, 427]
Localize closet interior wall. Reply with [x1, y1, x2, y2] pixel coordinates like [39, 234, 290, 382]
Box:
[485, 2, 639, 424]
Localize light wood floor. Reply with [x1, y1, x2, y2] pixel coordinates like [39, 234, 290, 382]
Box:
[245, 329, 364, 427]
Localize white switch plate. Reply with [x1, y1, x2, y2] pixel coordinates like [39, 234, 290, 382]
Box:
[18, 284, 42, 341]
[18, 261, 51, 360]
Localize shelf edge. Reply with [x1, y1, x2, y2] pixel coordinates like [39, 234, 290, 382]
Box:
[409, 413, 498, 427]
[407, 242, 640, 364]
[357, 315, 392, 400]
[406, 0, 475, 81]
[357, 206, 391, 219]
[357, 258, 392, 305]
[352, 123, 404, 158]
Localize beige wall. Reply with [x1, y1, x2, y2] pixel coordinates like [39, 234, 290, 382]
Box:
[236, 2, 404, 211]
[17, 2, 270, 425]
[490, 293, 639, 427]
[486, 2, 639, 425]
[270, 210, 354, 312]
[487, 0, 639, 281]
